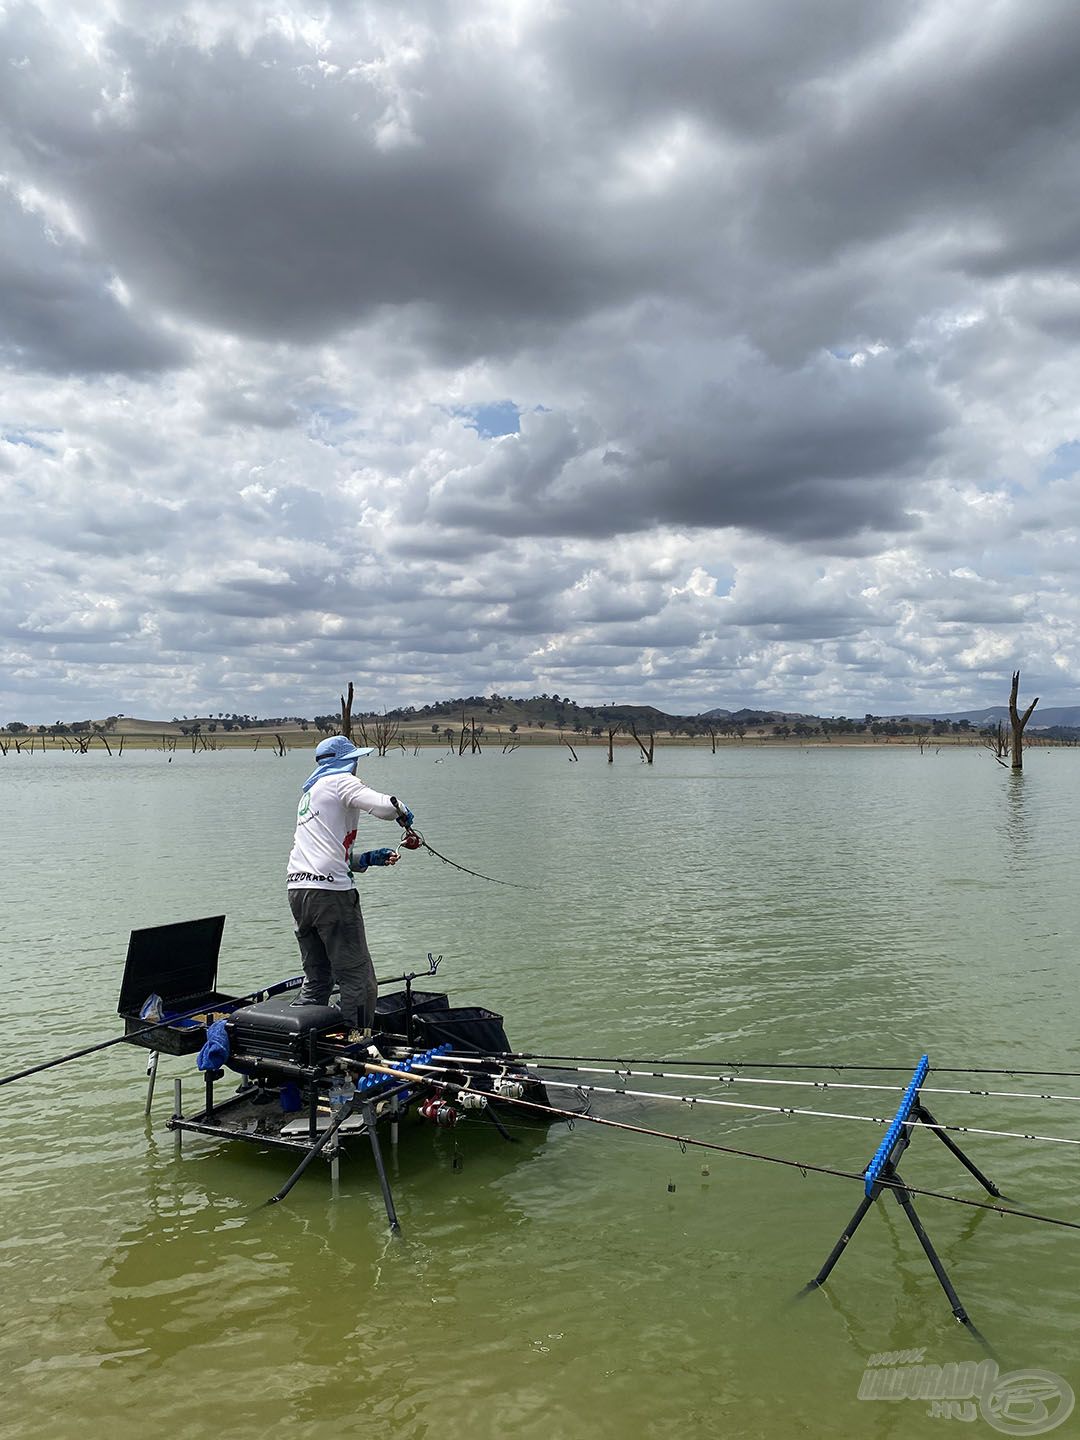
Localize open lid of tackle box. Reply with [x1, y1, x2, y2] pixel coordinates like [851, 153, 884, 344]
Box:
[117, 915, 237, 1051]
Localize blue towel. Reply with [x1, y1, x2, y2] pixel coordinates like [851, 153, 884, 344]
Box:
[197, 1018, 231, 1071]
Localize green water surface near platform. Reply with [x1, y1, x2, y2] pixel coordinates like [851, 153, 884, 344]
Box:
[1, 743, 1078, 1438]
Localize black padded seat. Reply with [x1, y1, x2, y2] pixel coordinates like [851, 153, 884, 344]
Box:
[227, 991, 343, 1062]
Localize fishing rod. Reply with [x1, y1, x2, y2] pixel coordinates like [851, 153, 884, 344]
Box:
[483, 1051, 1080, 1080]
[353, 1057, 1080, 1234]
[503, 1060, 1080, 1106]
[390, 798, 533, 889]
[0, 951, 445, 1093]
[0, 975, 303, 1090]
[415, 1059, 1080, 1149]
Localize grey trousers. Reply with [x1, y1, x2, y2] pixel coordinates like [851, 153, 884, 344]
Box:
[288, 887, 377, 1031]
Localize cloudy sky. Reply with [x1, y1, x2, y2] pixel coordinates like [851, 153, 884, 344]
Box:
[3, 0, 1080, 722]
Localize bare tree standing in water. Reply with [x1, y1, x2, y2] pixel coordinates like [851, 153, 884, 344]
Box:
[1009, 670, 1038, 772]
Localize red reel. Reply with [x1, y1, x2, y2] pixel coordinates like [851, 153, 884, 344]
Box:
[419, 1096, 460, 1127]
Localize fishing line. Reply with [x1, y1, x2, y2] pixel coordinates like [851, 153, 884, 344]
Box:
[415, 832, 534, 888]
[389, 802, 533, 889]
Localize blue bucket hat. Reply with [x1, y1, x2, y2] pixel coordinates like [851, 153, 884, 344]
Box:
[302, 735, 375, 791]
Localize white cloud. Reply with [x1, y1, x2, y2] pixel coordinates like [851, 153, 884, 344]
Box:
[4, 0, 1080, 721]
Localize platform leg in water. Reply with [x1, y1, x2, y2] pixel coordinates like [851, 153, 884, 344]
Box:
[172, 1078, 183, 1154]
[144, 1050, 160, 1116]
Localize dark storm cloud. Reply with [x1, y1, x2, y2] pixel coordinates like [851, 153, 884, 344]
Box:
[748, 1, 1080, 261]
[0, 10, 640, 346]
[540, 0, 907, 137]
[425, 349, 946, 544]
[0, 189, 185, 375]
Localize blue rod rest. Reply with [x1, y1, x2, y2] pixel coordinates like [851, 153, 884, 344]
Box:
[863, 1054, 929, 1196]
[354, 1042, 452, 1094]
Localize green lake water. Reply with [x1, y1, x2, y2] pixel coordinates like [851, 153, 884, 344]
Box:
[1, 742, 1078, 1438]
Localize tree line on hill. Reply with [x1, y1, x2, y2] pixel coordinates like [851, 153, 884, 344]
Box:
[5, 684, 1079, 747]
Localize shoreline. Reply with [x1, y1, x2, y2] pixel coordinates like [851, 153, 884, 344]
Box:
[0, 727, 1064, 755]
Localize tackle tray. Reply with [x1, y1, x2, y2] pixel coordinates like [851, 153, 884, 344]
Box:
[117, 915, 237, 1055]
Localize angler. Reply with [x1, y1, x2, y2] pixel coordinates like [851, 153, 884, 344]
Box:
[286, 735, 416, 1042]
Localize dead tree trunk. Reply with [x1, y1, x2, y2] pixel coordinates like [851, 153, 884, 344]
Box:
[1008, 670, 1038, 772]
[340, 682, 354, 741]
[606, 724, 620, 763]
[630, 723, 655, 764]
[985, 721, 1009, 766]
[371, 713, 399, 756]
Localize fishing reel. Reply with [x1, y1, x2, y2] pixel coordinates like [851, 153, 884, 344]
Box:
[418, 1095, 460, 1127]
[493, 1078, 525, 1100]
[456, 1090, 488, 1112]
[390, 795, 422, 851]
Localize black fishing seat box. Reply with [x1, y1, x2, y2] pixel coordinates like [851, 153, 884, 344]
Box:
[226, 988, 453, 1066]
[227, 991, 344, 1065]
[118, 915, 237, 1055]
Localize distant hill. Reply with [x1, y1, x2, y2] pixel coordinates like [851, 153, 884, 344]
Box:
[699, 706, 821, 724]
[698, 702, 1080, 730]
[891, 706, 1080, 729]
[389, 695, 686, 730]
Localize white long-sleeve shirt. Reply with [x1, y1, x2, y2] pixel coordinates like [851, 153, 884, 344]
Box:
[286, 772, 400, 890]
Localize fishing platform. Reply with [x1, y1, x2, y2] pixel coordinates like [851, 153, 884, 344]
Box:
[116, 914, 551, 1223]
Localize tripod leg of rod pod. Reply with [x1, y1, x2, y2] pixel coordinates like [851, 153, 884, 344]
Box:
[799, 1191, 876, 1295]
[363, 1102, 400, 1234]
[889, 1173, 992, 1351]
[916, 1105, 1004, 1197]
[144, 1050, 160, 1116]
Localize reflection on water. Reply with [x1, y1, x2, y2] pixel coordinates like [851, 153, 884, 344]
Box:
[1004, 768, 1033, 857]
[2, 745, 1080, 1438]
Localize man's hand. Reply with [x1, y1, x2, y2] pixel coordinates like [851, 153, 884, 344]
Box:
[390, 796, 415, 828]
[350, 847, 399, 872]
